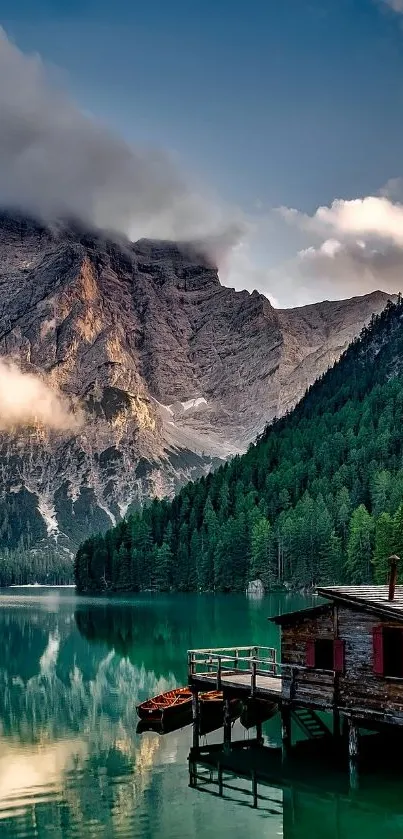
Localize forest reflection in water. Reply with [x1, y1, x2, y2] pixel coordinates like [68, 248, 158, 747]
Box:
[0, 589, 403, 839]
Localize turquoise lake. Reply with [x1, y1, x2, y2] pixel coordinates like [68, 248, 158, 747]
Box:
[1, 589, 403, 839]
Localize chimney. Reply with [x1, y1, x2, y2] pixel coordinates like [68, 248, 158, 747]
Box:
[388, 555, 400, 601]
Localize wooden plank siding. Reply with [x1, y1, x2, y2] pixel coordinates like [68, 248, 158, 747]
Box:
[281, 608, 335, 707]
[337, 606, 403, 722]
[280, 601, 403, 723]
[281, 609, 335, 665]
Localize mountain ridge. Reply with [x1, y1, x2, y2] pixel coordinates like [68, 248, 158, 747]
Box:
[0, 211, 395, 565]
[74, 297, 403, 594]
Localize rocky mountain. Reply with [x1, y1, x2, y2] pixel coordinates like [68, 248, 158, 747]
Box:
[0, 212, 394, 558]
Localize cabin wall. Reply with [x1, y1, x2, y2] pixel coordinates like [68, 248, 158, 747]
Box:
[281, 610, 334, 665]
[337, 606, 403, 722]
[281, 608, 335, 707]
[280, 603, 403, 720]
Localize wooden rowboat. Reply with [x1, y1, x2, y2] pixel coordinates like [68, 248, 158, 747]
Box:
[136, 687, 242, 733]
[199, 690, 241, 735]
[200, 690, 223, 704]
[136, 687, 192, 722]
[240, 698, 278, 729]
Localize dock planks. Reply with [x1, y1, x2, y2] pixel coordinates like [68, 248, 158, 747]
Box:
[191, 671, 282, 699]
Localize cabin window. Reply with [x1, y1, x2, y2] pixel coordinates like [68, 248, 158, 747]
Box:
[373, 625, 403, 678]
[314, 639, 334, 670]
[305, 638, 344, 671]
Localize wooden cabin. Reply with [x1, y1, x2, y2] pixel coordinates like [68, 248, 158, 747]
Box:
[187, 567, 403, 784]
[272, 583, 403, 729]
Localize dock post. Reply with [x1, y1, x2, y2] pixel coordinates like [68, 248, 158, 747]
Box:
[223, 695, 232, 754]
[281, 704, 291, 760]
[251, 770, 258, 808]
[189, 759, 196, 788]
[218, 762, 223, 796]
[256, 719, 264, 747]
[333, 708, 341, 740]
[348, 718, 359, 790]
[192, 690, 200, 751]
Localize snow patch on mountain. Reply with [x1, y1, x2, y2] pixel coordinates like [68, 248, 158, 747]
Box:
[180, 397, 208, 411]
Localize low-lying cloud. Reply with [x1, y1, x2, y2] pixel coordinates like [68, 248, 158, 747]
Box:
[0, 360, 81, 431]
[275, 194, 403, 302]
[297, 239, 403, 299]
[279, 195, 403, 246]
[0, 29, 242, 247]
[0, 28, 402, 309]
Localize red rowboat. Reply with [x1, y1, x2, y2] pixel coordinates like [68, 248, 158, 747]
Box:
[136, 687, 192, 722]
[199, 690, 241, 735]
[136, 687, 242, 732]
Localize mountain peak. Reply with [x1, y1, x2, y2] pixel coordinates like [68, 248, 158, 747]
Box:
[0, 209, 395, 565]
[134, 237, 220, 291]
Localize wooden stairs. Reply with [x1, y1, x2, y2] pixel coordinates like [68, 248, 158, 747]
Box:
[292, 707, 331, 740]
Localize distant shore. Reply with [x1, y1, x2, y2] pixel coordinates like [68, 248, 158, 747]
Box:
[7, 584, 76, 589]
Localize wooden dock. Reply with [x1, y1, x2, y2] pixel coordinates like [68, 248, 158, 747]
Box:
[188, 646, 282, 700]
[188, 645, 284, 753]
[194, 672, 283, 696]
[187, 582, 403, 789]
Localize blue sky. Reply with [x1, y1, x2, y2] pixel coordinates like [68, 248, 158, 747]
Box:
[1, 0, 403, 305]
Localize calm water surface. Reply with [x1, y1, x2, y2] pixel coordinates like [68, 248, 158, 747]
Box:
[0, 589, 402, 839]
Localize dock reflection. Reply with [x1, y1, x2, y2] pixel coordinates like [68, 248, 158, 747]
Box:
[188, 741, 403, 838]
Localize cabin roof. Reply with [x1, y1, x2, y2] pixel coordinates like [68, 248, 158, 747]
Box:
[270, 586, 403, 626]
[316, 585, 403, 622]
[270, 603, 331, 625]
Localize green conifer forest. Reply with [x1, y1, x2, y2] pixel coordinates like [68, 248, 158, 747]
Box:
[75, 297, 403, 594]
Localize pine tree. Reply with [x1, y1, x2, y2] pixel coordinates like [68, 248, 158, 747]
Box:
[345, 505, 375, 584]
[393, 503, 403, 559]
[373, 512, 394, 584]
[371, 470, 392, 517]
[154, 541, 173, 591]
[319, 532, 343, 585]
[250, 517, 272, 585]
[115, 543, 132, 591]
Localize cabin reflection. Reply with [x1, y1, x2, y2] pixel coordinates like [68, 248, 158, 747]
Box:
[188, 742, 403, 839]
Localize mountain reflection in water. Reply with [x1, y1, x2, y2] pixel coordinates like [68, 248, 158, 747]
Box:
[0, 589, 402, 839]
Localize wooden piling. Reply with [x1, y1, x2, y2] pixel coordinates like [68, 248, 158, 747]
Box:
[223, 695, 232, 754]
[333, 709, 341, 740]
[252, 770, 258, 808]
[281, 704, 291, 759]
[218, 762, 223, 796]
[192, 691, 200, 750]
[348, 718, 359, 789]
[256, 719, 264, 747]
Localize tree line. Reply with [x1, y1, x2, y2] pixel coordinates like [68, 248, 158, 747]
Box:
[75, 297, 403, 594]
[0, 545, 73, 587]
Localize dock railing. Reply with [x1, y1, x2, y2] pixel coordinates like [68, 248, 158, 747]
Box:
[187, 645, 280, 695]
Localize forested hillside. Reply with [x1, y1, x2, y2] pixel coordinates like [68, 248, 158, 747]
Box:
[75, 297, 403, 593]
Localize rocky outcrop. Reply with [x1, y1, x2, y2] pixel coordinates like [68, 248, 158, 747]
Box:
[246, 579, 265, 598]
[0, 212, 394, 557]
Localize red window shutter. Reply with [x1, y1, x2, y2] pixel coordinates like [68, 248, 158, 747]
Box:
[306, 640, 315, 668]
[373, 625, 384, 675]
[333, 639, 345, 673]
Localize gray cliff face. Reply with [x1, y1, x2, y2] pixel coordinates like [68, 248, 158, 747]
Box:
[0, 213, 394, 555]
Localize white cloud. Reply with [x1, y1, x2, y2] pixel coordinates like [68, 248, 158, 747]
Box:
[0, 28, 241, 247]
[270, 192, 403, 303]
[280, 196, 403, 246]
[0, 29, 400, 310]
[316, 197, 403, 245]
[0, 360, 81, 431]
[220, 238, 279, 306]
[296, 239, 403, 297]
